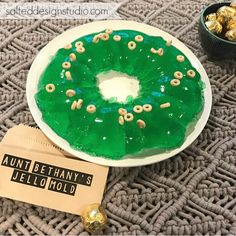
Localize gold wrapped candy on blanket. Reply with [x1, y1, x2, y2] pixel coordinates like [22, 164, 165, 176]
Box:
[81, 203, 107, 234]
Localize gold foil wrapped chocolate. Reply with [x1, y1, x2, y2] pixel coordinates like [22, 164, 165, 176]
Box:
[205, 13, 217, 21]
[225, 28, 236, 41]
[205, 20, 223, 34]
[216, 6, 236, 25]
[81, 203, 107, 234]
[227, 16, 236, 30]
[204, 4, 236, 42]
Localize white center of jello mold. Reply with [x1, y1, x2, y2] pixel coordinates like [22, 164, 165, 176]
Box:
[96, 70, 140, 103]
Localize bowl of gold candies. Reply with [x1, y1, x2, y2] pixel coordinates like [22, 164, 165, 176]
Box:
[199, 2, 236, 59]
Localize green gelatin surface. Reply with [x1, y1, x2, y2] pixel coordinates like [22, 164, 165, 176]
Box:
[35, 29, 204, 160]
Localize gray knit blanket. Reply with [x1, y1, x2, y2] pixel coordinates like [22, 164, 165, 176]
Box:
[0, 0, 236, 235]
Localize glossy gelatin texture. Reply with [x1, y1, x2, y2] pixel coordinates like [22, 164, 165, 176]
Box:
[35, 30, 204, 159]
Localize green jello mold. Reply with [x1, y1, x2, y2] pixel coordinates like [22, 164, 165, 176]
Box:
[35, 29, 204, 160]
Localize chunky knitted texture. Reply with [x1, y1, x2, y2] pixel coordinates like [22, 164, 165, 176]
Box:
[0, 0, 236, 235]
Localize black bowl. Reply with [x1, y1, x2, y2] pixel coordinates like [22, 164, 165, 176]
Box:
[199, 2, 236, 60]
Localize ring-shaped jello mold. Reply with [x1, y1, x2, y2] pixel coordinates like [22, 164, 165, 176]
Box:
[35, 29, 204, 160]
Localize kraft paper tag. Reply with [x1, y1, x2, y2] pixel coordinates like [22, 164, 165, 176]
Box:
[0, 125, 109, 215]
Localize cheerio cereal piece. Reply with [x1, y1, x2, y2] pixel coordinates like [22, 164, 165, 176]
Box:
[150, 47, 163, 56]
[97, 33, 103, 38]
[71, 99, 83, 110]
[69, 53, 76, 62]
[71, 100, 77, 110]
[166, 40, 172, 46]
[187, 69, 196, 78]
[113, 35, 121, 41]
[170, 79, 180, 86]
[119, 116, 124, 125]
[101, 33, 109, 41]
[177, 55, 185, 62]
[75, 41, 83, 47]
[93, 35, 99, 43]
[62, 62, 71, 69]
[76, 46, 85, 53]
[150, 47, 157, 54]
[105, 28, 113, 34]
[174, 71, 183, 80]
[137, 119, 146, 128]
[118, 108, 127, 116]
[143, 104, 152, 112]
[133, 105, 143, 113]
[87, 105, 96, 113]
[45, 84, 55, 93]
[128, 41, 136, 50]
[157, 48, 164, 56]
[76, 99, 83, 109]
[124, 113, 134, 122]
[160, 102, 171, 109]
[66, 89, 76, 97]
[65, 71, 72, 80]
[135, 35, 144, 42]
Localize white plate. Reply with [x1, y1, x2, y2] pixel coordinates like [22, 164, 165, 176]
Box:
[26, 20, 212, 167]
